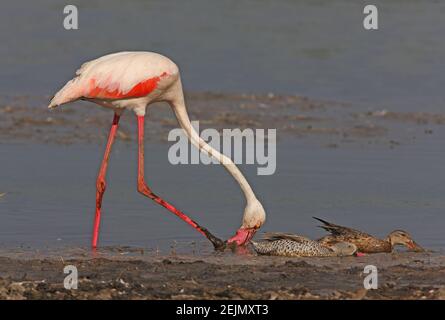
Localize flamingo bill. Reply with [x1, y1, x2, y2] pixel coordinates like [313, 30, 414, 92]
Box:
[227, 227, 257, 246]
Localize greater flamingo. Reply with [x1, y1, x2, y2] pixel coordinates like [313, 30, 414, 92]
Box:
[48, 51, 266, 249]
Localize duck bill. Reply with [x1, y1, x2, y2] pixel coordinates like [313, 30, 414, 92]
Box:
[227, 227, 257, 246]
[407, 240, 424, 252]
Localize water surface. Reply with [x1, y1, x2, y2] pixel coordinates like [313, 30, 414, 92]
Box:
[1, 0, 445, 111]
[1, 137, 443, 252]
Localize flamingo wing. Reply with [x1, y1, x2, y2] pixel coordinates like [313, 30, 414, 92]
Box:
[48, 51, 177, 108]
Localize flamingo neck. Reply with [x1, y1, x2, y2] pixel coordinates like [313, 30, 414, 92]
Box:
[169, 87, 258, 205]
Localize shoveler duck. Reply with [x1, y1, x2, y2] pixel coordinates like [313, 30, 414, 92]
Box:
[251, 232, 358, 257]
[314, 217, 424, 253]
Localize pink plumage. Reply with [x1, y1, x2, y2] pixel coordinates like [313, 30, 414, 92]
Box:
[48, 51, 178, 111]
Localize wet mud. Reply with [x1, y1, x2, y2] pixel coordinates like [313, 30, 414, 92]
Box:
[1, 92, 444, 147]
[0, 248, 444, 300]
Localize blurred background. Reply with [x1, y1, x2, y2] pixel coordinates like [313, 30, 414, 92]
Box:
[1, 0, 445, 111]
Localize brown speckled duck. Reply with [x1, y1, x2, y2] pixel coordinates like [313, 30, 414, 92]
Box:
[314, 217, 424, 253]
[251, 232, 358, 257]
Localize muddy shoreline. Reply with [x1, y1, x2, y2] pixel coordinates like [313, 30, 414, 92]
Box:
[0, 248, 444, 300]
[1, 92, 444, 147]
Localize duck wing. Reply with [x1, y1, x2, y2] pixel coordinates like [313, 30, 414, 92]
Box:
[313, 217, 372, 238]
[260, 232, 312, 243]
[313, 217, 391, 252]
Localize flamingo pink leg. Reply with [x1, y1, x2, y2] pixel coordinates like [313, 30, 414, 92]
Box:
[136, 115, 224, 249]
[92, 113, 120, 248]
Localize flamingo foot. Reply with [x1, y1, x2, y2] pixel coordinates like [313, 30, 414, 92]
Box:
[198, 225, 226, 251]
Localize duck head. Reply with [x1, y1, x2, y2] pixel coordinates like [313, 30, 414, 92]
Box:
[388, 230, 424, 252]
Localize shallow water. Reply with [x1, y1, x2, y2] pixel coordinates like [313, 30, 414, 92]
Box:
[1, 136, 444, 252]
[1, 0, 445, 111]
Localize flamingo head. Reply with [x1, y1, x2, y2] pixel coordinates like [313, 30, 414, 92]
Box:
[227, 199, 266, 246]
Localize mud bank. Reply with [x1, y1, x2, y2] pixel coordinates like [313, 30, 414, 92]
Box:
[1, 93, 444, 147]
[0, 248, 444, 300]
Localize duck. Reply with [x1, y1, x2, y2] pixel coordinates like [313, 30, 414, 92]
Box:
[314, 217, 424, 253]
[251, 232, 358, 257]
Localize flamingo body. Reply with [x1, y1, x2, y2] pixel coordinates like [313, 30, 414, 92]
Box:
[49, 52, 179, 115]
